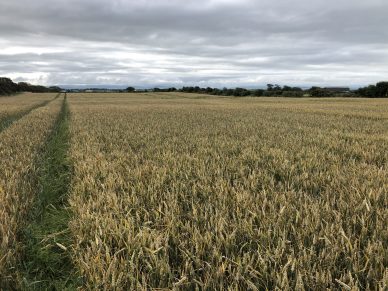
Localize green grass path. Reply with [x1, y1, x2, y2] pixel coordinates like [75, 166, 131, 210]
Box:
[20, 95, 78, 290]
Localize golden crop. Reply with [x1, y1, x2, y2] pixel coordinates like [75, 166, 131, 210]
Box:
[0, 93, 55, 122]
[67, 93, 388, 290]
[0, 94, 61, 285]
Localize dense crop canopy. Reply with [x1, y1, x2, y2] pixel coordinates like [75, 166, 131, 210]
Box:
[68, 93, 388, 290]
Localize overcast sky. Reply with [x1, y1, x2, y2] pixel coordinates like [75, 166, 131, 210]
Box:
[0, 0, 387, 88]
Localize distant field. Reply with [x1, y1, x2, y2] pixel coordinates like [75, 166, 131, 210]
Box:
[0, 93, 56, 131]
[1, 93, 387, 289]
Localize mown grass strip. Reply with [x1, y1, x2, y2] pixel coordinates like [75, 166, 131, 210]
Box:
[0, 93, 61, 134]
[21, 95, 78, 290]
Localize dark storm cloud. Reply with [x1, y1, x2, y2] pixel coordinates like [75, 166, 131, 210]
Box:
[0, 0, 387, 87]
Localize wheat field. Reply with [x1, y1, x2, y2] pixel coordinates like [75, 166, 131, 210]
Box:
[0, 94, 61, 286]
[0, 93, 55, 115]
[67, 93, 388, 290]
[0, 92, 387, 290]
[0, 93, 56, 131]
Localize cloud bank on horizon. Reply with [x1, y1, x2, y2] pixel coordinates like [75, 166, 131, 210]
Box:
[0, 0, 387, 88]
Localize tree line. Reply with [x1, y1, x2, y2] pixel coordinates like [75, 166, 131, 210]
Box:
[356, 82, 388, 98]
[180, 85, 306, 97]
[2, 76, 387, 98]
[0, 77, 61, 96]
[177, 82, 387, 98]
[176, 85, 352, 97]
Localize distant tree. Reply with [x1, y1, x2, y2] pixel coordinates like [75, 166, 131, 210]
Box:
[356, 81, 388, 98]
[253, 89, 264, 97]
[126, 87, 135, 92]
[375, 82, 388, 97]
[233, 88, 251, 97]
[0, 77, 19, 95]
[17, 82, 52, 93]
[267, 84, 274, 91]
[309, 86, 333, 97]
[357, 85, 376, 97]
[226, 89, 234, 96]
[205, 87, 213, 94]
[273, 84, 282, 91]
[48, 86, 62, 92]
[212, 88, 222, 95]
[17, 82, 31, 92]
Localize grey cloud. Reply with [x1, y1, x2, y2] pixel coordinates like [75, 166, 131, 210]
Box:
[0, 0, 387, 87]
